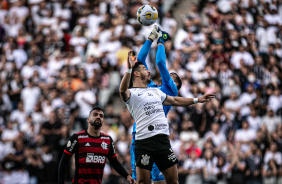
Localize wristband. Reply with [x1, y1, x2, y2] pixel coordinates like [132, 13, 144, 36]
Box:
[193, 98, 198, 104]
[126, 68, 132, 73]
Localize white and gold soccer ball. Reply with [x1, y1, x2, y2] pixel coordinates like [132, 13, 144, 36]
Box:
[136, 5, 158, 26]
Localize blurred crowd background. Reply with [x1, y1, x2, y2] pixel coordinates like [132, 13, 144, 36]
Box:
[0, 0, 281, 183]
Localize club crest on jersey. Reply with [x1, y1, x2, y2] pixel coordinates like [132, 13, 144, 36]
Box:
[101, 142, 107, 149]
[141, 154, 150, 166]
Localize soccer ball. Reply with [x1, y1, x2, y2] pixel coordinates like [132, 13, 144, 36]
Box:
[137, 5, 158, 26]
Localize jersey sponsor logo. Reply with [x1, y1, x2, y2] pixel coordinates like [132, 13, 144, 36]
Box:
[148, 125, 154, 131]
[144, 105, 155, 111]
[168, 152, 177, 162]
[138, 93, 142, 96]
[67, 141, 71, 147]
[69, 140, 77, 152]
[85, 142, 90, 146]
[86, 153, 105, 163]
[148, 93, 153, 96]
[145, 108, 164, 116]
[141, 154, 150, 166]
[143, 101, 161, 106]
[155, 124, 167, 130]
[101, 142, 108, 150]
[101, 137, 110, 139]
[78, 135, 88, 138]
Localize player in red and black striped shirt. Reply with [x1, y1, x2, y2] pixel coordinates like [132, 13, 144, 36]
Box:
[58, 106, 135, 184]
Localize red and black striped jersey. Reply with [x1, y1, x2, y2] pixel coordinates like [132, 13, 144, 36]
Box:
[64, 130, 116, 184]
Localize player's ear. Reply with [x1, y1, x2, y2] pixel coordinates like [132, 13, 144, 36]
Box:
[133, 71, 140, 77]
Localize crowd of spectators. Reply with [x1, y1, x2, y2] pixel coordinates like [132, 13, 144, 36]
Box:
[0, 0, 281, 183]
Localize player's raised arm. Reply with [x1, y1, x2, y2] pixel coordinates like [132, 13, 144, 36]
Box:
[156, 30, 171, 84]
[163, 93, 216, 106]
[119, 51, 136, 102]
[137, 25, 161, 69]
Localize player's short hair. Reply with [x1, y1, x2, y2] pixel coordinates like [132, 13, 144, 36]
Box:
[129, 62, 144, 87]
[171, 72, 182, 90]
[89, 106, 104, 116]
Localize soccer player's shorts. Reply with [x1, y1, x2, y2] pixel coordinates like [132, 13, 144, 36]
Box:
[135, 134, 178, 172]
[131, 135, 165, 181]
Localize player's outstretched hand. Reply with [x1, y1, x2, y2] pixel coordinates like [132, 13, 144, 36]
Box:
[127, 175, 136, 184]
[127, 51, 136, 69]
[198, 93, 215, 103]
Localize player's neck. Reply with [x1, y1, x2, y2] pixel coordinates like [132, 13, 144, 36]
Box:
[87, 127, 100, 137]
[133, 79, 148, 88]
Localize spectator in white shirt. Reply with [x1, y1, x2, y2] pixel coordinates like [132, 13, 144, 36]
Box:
[247, 107, 262, 131]
[204, 122, 227, 147]
[12, 44, 28, 69]
[182, 150, 204, 184]
[114, 18, 135, 38]
[170, 130, 182, 157]
[261, 107, 281, 133]
[218, 62, 233, 88]
[235, 120, 256, 152]
[74, 82, 96, 130]
[231, 45, 254, 69]
[88, 6, 104, 38]
[256, 19, 269, 53]
[202, 149, 218, 184]
[1, 121, 19, 148]
[9, 1, 29, 22]
[47, 50, 65, 76]
[239, 84, 256, 117]
[20, 80, 41, 114]
[69, 27, 87, 56]
[161, 11, 177, 37]
[264, 142, 282, 165]
[185, 51, 206, 76]
[20, 59, 37, 80]
[10, 101, 26, 126]
[39, 9, 58, 35]
[267, 88, 282, 113]
[224, 92, 241, 118]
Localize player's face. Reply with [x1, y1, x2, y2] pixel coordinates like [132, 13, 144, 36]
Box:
[88, 110, 104, 129]
[139, 65, 151, 84]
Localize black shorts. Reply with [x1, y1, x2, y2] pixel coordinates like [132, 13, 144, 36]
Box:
[135, 134, 178, 171]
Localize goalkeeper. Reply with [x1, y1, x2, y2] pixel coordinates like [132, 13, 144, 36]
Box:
[131, 26, 182, 184]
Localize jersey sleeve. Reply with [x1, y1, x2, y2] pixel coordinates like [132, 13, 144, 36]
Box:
[107, 136, 117, 159]
[158, 89, 167, 103]
[156, 44, 171, 84]
[124, 89, 133, 104]
[162, 78, 178, 97]
[64, 134, 78, 155]
[137, 40, 152, 70]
